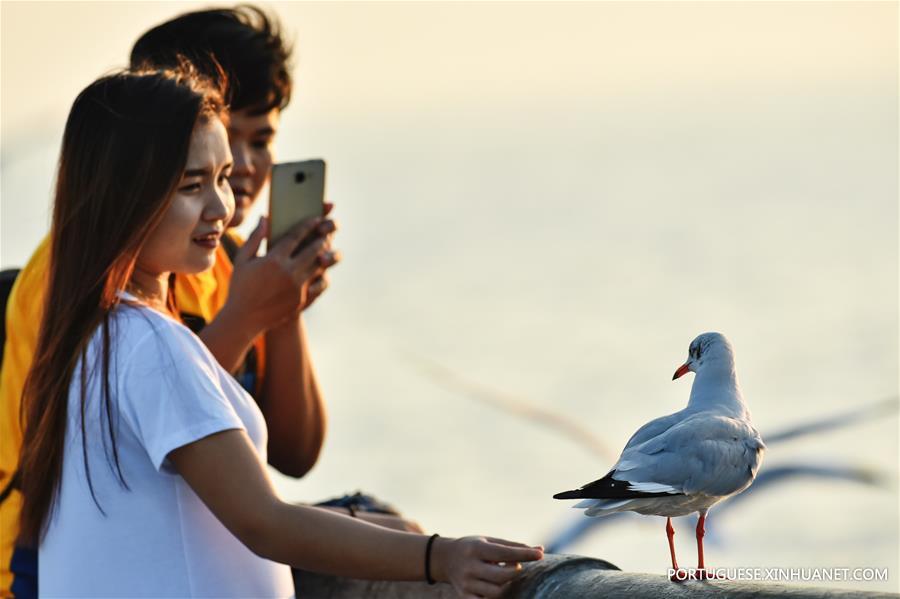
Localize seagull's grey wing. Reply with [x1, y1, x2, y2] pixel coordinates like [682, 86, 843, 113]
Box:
[614, 414, 765, 496]
[553, 410, 694, 499]
[554, 410, 693, 499]
[620, 410, 688, 452]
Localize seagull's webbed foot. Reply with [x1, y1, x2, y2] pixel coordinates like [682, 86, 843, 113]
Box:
[669, 568, 689, 583]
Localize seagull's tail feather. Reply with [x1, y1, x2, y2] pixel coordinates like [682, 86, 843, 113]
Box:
[573, 498, 632, 512]
[554, 471, 683, 501]
[584, 498, 638, 517]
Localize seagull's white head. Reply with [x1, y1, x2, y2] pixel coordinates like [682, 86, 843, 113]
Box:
[672, 332, 735, 380]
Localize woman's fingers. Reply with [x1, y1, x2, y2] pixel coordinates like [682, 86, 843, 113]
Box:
[473, 562, 521, 585]
[478, 541, 543, 564]
[462, 579, 505, 598]
[483, 537, 536, 550]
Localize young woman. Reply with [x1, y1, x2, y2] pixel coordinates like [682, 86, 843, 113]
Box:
[18, 68, 541, 597]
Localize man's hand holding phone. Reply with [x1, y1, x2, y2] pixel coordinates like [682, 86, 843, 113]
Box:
[215, 158, 338, 345]
[301, 204, 338, 311]
[226, 212, 339, 336]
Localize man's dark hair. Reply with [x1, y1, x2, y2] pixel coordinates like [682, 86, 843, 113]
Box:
[130, 5, 292, 114]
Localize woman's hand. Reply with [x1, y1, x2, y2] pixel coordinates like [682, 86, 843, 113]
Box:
[432, 536, 543, 598]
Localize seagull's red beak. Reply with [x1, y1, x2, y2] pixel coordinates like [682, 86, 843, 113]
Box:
[672, 363, 691, 380]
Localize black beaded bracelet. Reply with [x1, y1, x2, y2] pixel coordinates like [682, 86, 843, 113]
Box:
[425, 533, 440, 585]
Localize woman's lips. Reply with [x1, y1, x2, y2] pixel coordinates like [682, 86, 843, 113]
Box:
[192, 232, 221, 249]
[193, 238, 219, 249]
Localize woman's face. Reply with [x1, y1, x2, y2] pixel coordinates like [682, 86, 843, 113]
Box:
[226, 107, 279, 228]
[138, 117, 234, 276]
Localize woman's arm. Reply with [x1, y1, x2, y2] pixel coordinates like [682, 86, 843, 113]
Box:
[167, 430, 543, 595]
[320, 506, 425, 533]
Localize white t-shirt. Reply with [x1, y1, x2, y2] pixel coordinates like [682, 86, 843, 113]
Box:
[39, 301, 294, 598]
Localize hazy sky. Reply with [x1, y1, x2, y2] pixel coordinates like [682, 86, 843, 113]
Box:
[2, 3, 895, 130]
[3, 2, 897, 265]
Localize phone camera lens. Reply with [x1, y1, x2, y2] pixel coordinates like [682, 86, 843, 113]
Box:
[295, 172, 306, 183]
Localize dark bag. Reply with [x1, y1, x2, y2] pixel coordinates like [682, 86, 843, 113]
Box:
[0, 268, 21, 367]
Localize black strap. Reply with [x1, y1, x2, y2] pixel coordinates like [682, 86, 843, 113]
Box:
[180, 313, 208, 335]
[0, 268, 21, 369]
[0, 269, 21, 506]
[425, 533, 440, 585]
[0, 469, 21, 504]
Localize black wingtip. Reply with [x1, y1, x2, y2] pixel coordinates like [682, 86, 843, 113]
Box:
[553, 490, 582, 500]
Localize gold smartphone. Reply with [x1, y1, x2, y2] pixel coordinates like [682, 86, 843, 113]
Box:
[268, 159, 326, 246]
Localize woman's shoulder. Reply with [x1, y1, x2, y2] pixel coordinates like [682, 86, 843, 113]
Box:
[109, 302, 212, 366]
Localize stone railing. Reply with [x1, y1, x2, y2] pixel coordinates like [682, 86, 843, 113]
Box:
[294, 554, 897, 598]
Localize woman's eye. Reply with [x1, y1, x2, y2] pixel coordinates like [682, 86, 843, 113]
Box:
[179, 182, 202, 193]
[251, 139, 272, 150]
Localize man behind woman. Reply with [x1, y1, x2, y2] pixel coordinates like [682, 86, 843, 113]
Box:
[1, 6, 543, 599]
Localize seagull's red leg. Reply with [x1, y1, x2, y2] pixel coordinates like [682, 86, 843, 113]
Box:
[695, 512, 726, 580]
[667, 517, 685, 582]
[667, 517, 678, 569]
[696, 513, 706, 576]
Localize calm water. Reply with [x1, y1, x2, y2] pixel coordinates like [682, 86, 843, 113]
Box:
[1, 2, 897, 592]
[275, 96, 898, 591]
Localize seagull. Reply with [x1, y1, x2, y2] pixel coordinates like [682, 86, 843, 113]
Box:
[553, 332, 765, 580]
[544, 461, 881, 554]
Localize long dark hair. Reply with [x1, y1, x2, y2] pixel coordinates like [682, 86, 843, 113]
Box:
[18, 67, 226, 544]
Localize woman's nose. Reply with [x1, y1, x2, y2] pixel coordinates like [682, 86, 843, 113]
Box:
[204, 183, 234, 223]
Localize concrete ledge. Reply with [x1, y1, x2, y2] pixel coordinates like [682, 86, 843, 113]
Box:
[506, 557, 896, 598]
[293, 554, 617, 598]
[293, 554, 897, 598]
